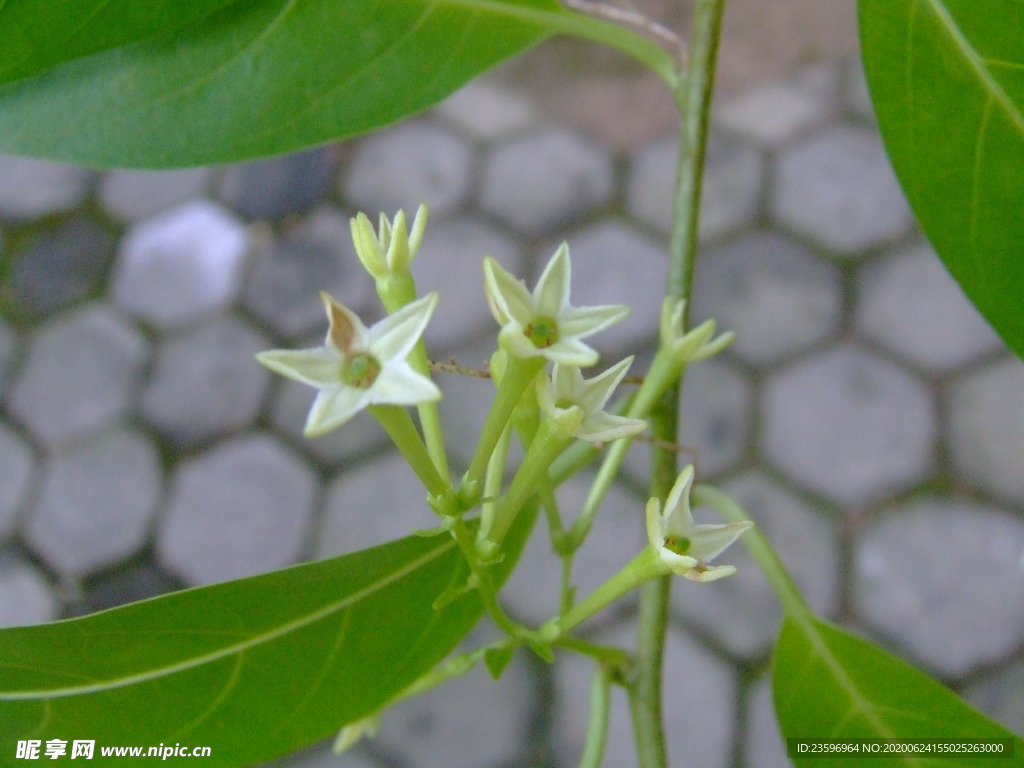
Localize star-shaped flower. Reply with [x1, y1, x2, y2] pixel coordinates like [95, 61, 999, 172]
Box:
[256, 292, 440, 436]
[538, 358, 646, 442]
[660, 298, 734, 364]
[645, 466, 753, 582]
[484, 243, 628, 366]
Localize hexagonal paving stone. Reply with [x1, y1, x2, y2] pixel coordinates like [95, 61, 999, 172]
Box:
[545, 220, 665, 355]
[854, 497, 1024, 676]
[343, 121, 474, 217]
[9, 216, 116, 317]
[158, 434, 319, 585]
[244, 207, 370, 339]
[412, 215, 522, 351]
[857, 242, 1002, 371]
[762, 344, 935, 507]
[141, 317, 271, 446]
[25, 430, 162, 577]
[6, 305, 149, 446]
[0, 155, 91, 221]
[0, 424, 35, 537]
[0, 318, 16, 398]
[481, 128, 614, 235]
[315, 451, 432, 559]
[70, 564, 179, 617]
[0, 555, 58, 628]
[692, 231, 842, 365]
[501, 472, 645, 626]
[376, 647, 533, 768]
[743, 673, 790, 768]
[949, 357, 1024, 505]
[111, 200, 250, 329]
[218, 148, 334, 220]
[771, 125, 912, 255]
[99, 167, 211, 221]
[627, 132, 764, 243]
[556, 625, 736, 768]
[270, 378, 388, 467]
[844, 57, 875, 123]
[671, 471, 839, 658]
[965, 658, 1024, 734]
[436, 78, 538, 140]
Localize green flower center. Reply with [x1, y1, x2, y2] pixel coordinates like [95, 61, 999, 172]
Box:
[663, 536, 691, 556]
[342, 353, 382, 389]
[555, 397, 577, 410]
[524, 316, 559, 349]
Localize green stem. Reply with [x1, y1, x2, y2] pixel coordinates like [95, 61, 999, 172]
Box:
[579, 665, 613, 768]
[369, 405, 448, 497]
[630, 1, 727, 767]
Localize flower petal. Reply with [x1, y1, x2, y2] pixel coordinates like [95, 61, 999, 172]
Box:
[686, 521, 754, 562]
[578, 356, 633, 413]
[577, 411, 646, 442]
[659, 549, 700, 577]
[645, 497, 665, 550]
[256, 347, 341, 388]
[683, 564, 737, 582]
[544, 337, 599, 367]
[661, 466, 696, 537]
[369, 292, 438, 362]
[305, 387, 371, 436]
[534, 242, 571, 317]
[371, 360, 442, 406]
[560, 303, 630, 340]
[484, 257, 533, 325]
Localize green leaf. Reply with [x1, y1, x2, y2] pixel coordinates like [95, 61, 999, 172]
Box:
[0, 0, 566, 168]
[859, 0, 1024, 360]
[484, 645, 516, 679]
[773, 615, 1024, 766]
[0, 0, 242, 86]
[0, 503, 537, 766]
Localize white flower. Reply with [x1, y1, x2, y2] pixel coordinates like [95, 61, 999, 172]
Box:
[256, 292, 440, 436]
[350, 204, 428, 278]
[660, 298, 734, 364]
[645, 466, 752, 582]
[484, 243, 628, 366]
[538, 357, 646, 442]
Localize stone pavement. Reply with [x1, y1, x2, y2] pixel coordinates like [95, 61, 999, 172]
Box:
[1, 53, 1023, 768]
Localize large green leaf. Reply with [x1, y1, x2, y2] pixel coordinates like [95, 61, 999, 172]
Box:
[859, 0, 1024, 360]
[773, 615, 1024, 766]
[0, 504, 536, 766]
[0, 0, 242, 86]
[0, 0, 566, 168]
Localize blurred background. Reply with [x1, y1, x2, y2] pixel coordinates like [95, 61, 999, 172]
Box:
[1, 2, 1023, 766]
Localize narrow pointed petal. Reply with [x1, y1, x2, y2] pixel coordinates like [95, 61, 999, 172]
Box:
[407, 203, 429, 261]
[369, 292, 438, 361]
[371, 361, 441, 406]
[256, 347, 340, 387]
[577, 411, 646, 442]
[683, 564, 737, 582]
[323, 292, 369, 354]
[551, 363, 578, 401]
[578, 356, 633, 413]
[662, 466, 696, 535]
[645, 498, 665, 550]
[660, 549, 701, 577]
[483, 257, 532, 325]
[534, 243, 572, 317]
[687, 521, 754, 562]
[560, 303, 630, 339]
[305, 387, 370, 436]
[545, 337, 599, 367]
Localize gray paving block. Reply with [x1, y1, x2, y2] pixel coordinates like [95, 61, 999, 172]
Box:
[9, 216, 116, 317]
[112, 200, 250, 329]
[693, 231, 842, 365]
[158, 434, 319, 585]
[501, 472, 645, 626]
[270, 377, 388, 467]
[672, 471, 839, 658]
[376, 652, 533, 768]
[624, 353, 751, 484]
[412, 215, 522, 351]
[857, 242, 1002, 371]
[481, 128, 614, 235]
[316, 451, 433, 559]
[555, 625, 735, 768]
[99, 168, 211, 221]
[71, 564, 179, 617]
[0, 155, 91, 222]
[141, 316, 271, 446]
[0, 423, 35, 537]
[627, 132, 764, 243]
[744, 673, 789, 768]
[949, 357, 1024, 504]
[218, 148, 334, 220]
[7, 305, 149, 446]
[844, 57, 875, 122]
[854, 497, 1024, 676]
[0, 555, 58, 628]
[244, 207, 370, 339]
[762, 344, 935, 507]
[25, 430, 162, 577]
[436, 78, 538, 140]
[0, 318, 16, 398]
[545, 221, 665, 355]
[771, 125, 912, 255]
[965, 659, 1024, 734]
[343, 121, 474, 217]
